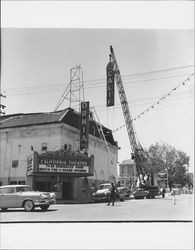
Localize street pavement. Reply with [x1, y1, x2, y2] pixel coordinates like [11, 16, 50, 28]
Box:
[0, 194, 193, 249]
[0, 194, 193, 222]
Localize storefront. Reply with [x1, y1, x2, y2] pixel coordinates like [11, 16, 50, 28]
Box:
[27, 149, 94, 202]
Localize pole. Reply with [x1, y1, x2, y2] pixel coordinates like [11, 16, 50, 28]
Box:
[166, 168, 169, 191]
[173, 194, 176, 205]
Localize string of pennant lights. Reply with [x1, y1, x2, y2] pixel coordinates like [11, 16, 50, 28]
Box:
[113, 73, 194, 133]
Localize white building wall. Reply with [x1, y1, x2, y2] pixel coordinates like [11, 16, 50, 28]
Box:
[0, 124, 61, 185]
[0, 122, 118, 186]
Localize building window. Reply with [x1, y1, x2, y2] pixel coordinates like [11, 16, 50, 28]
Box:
[18, 181, 25, 185]
[0, 182, 2, 186]
[18, 145, 21, 153]
[12, 160, 18, 168]
[10, 181, 17, 185]
[121, 166, 125, 175]
[41, 143, 47, 151]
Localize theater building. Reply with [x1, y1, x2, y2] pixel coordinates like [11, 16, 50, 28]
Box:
[0, 108, 119, 202]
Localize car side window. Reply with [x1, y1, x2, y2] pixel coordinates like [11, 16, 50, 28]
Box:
[15, 186, 30, 192]
[3, 187, 15, 194]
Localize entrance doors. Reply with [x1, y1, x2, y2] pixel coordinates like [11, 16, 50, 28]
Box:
[62, 182, 73, 199]
[36, 181, 51, 192]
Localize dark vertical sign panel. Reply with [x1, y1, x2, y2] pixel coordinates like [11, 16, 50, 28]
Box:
[80, 101, 89, 150]
[106, 62, 115, 107]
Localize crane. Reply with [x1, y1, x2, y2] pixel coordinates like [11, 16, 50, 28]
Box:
[108, 46, 159, 198]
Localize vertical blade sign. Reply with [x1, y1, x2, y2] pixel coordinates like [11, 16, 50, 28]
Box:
[80, 101, 89, 151]
[106, 61, 115, 107]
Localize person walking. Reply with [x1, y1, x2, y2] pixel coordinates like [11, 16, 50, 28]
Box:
[107, 182, 117, 206]
[161, 186, 166, 198]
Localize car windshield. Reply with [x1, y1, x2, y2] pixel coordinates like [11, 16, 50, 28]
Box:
[15, 186, 32, 192]
[99, 185, 110, 189]
[172, 184, 182, 189]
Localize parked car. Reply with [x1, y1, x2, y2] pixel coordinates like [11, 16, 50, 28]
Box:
[92, 183, 112, 202]
[133, 188, 149, 199]
[171, 184, 182, 195]
[171, 188, 182, 195]
[116, 187, 128, 201]
[0, 185, 56, 211]
[92, 183, 125, 202]
[183, 187, 193, 194]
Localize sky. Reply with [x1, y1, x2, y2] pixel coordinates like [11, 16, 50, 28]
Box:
[1, 1, 194, 173]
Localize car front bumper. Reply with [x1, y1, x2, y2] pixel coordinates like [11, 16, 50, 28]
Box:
[93, 196, 108, 202]
[34, 198, 56, 206]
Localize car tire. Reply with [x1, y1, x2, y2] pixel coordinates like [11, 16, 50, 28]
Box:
[40, 205, 50, 211]
[148, 193, 154, 199]
[135, 196, 143, 199]
[24, 200, 34, 212]
[1, 208, 8, 211]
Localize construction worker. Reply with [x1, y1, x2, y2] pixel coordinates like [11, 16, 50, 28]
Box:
[161, 186, 166, 198]
[107, 182, 118, 206]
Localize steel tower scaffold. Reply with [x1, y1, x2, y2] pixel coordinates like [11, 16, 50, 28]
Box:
[54, 65, 84, 112]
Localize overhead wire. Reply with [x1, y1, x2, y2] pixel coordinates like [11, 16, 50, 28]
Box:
[2, 65, 194, 93]
[3, 71, 194, 96]
[93, 92, 194, 112]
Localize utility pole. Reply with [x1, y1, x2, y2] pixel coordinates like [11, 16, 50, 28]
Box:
[166, 167, 169, 191]
[0, 93, 6, 115]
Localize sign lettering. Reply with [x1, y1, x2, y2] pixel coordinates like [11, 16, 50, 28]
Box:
[39, 164, 89, 174]
[106, 62, 115, 107]
[80, 102, 89, 150]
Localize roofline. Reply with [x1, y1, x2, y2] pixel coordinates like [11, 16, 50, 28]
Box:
[0, 109, 65, 119]
[0, 109, 69, 129]
[0, 121, 61, 130]
[0, 185, 29, 188]
[0, 108, 118, 147]
[0, 108, 113, 132]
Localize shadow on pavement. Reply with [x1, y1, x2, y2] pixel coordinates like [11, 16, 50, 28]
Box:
[0, 208, 58, 213]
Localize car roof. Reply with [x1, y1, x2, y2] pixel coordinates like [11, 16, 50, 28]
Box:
[0, 185, 29, 188]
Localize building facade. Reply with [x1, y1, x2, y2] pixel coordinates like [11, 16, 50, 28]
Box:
[118, 159, 168, 189]
[118, 159, 137, 188]
[0, 108, 119, 202]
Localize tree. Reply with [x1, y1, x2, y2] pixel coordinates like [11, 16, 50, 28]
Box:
[145, 142, 190, 188]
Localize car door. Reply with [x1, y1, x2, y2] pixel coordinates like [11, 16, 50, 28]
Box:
[0, 188, 6, 208]
[0, 187, 20, 208]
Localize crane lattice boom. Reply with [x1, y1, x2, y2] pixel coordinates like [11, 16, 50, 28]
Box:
[109, 46, 147, 179]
